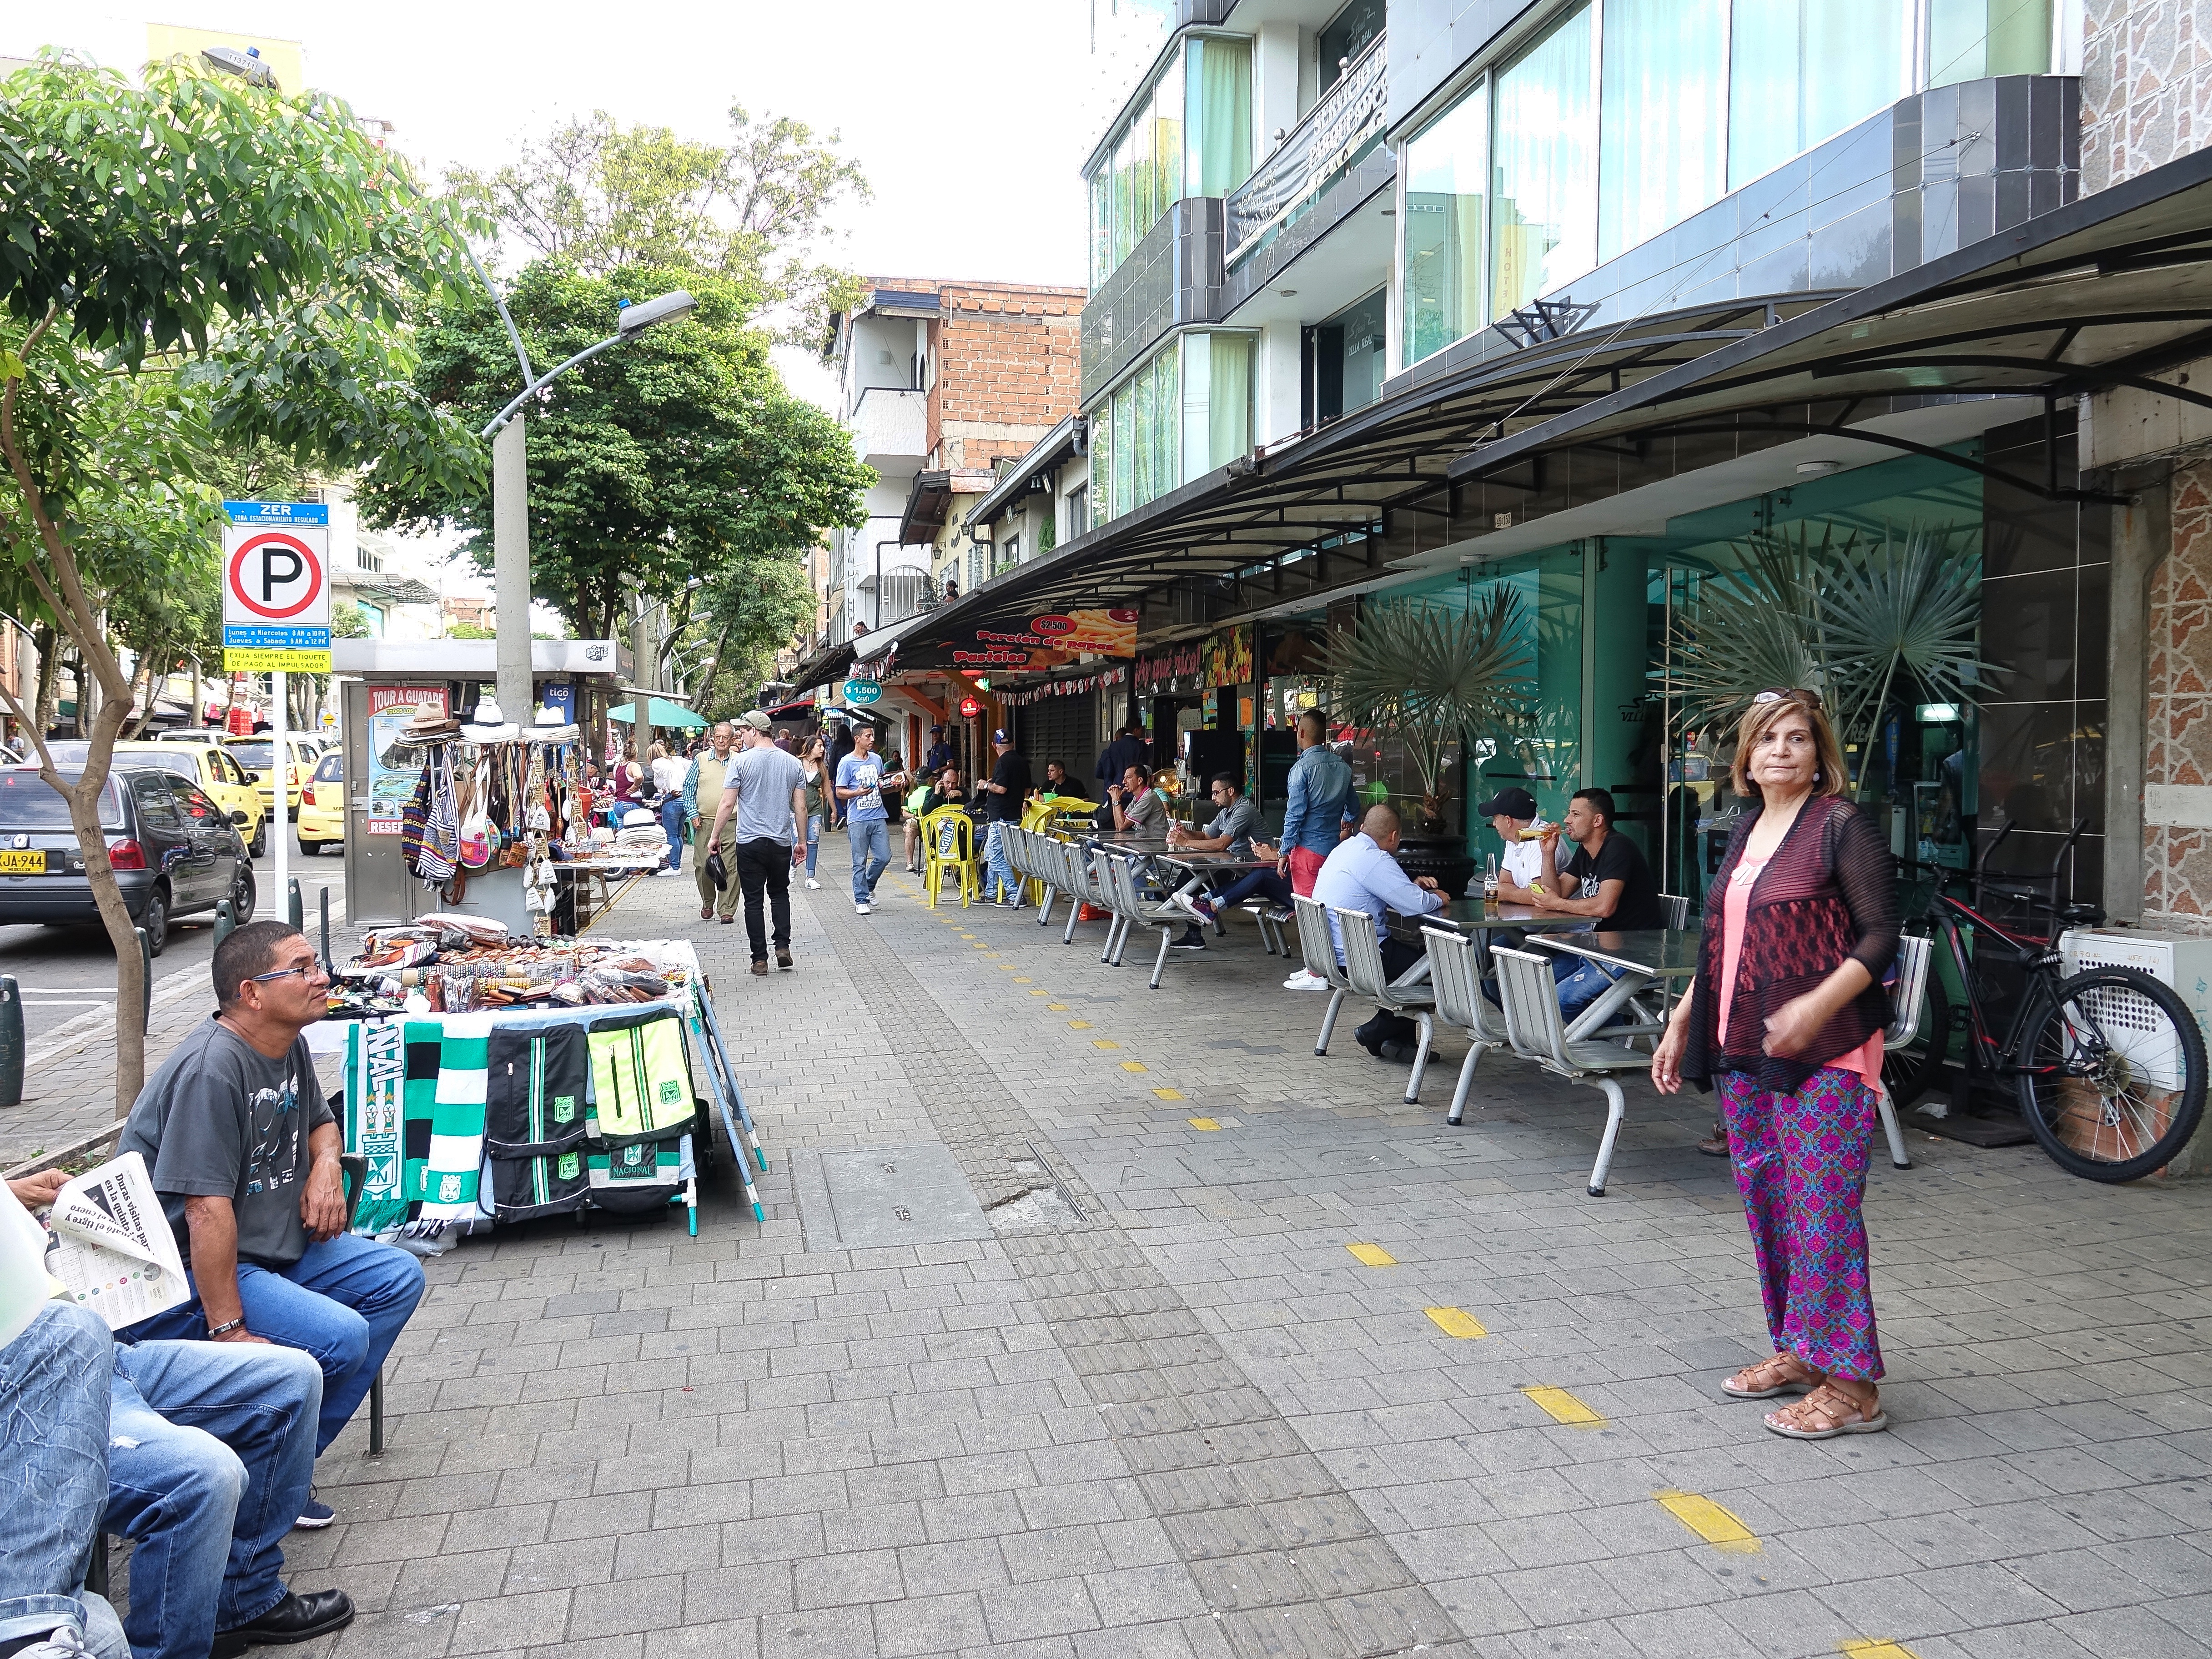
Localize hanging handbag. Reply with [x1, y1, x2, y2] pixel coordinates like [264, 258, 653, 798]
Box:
[457, 767, 497, 870]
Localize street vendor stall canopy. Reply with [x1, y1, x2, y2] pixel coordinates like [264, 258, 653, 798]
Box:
[867, 143, 2212, 664]
[607, 697, 706, 729]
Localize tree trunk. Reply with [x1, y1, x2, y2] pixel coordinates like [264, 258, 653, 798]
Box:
[31, 622, 57, 738]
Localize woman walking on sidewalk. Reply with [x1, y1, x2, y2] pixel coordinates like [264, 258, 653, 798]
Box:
[1651, 688, 1899, 1439]
[799, 737, 830, 890]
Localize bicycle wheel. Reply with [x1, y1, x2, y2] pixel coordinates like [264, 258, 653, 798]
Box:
[1880, 957, 1951, 1109]
[2016, 967, 2208, 1182]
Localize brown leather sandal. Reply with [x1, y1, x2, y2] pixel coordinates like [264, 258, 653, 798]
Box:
[1720, 1352, 1822, 1399]
[1764, 1381, 1887, 1439]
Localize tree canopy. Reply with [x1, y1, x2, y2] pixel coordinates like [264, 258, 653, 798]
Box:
[361, 260, 867, 645]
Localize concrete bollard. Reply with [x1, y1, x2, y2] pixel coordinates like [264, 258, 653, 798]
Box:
[135, 927, 152, 1029]
[287, 878, 303, 930]
[214, 898, 236, 950]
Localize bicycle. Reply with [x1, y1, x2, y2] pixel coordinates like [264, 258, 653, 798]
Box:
[1885, 821, 2206, 1182]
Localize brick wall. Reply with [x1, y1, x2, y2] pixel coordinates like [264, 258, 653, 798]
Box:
[924, 280, 1085, 471]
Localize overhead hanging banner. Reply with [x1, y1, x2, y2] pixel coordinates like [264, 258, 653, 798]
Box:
[221, 500, 332, 672]
[946, 608, 1138, 673]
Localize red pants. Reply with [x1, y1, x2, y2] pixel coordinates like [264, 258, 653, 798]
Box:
[1288, 846, 1326, 896]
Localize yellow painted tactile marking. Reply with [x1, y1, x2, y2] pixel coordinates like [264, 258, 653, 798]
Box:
[1013, 977, 1033, 984]
[1186, 1116, 1220, 1129]
[1047, 1003, 1070, 1011]
[1154, 1088, 1186, 1100]
[995, 963, 1018, 970]
[1092, 1039, 1121, 1050]
[1346, 1243, 1397, 1267]
[1521, 1386, 1606, 1428]
[1655, 1490, 1760, 1553]
[1425, 1307, 1488, 1339]
[1120, 1061, 1148, 1072]
[1839, 1644, 1919, 1659]
[1068, 1019, 1092, 1029]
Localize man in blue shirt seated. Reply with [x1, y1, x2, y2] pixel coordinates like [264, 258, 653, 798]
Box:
[1310, 804, 1445, 1060]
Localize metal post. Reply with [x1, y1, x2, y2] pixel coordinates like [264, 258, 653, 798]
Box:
[319, 886, 332, 971]
[493, 416, 533, 729]
[213, 899, 235, 950]
[272, 667, 288, 929]
[630, 592, 654, 777]
[287, 878, 302, 930]
[0, 975, 21, 1107]
[135, 928, 151, 1029]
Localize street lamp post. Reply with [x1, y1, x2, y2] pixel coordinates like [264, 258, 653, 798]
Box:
[469, 260, 695, 733]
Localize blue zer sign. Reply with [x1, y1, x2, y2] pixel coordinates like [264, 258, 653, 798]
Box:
[221, 500, 332, 672]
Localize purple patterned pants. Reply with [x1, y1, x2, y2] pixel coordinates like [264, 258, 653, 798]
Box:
[1717, 1066, 1885, 1382]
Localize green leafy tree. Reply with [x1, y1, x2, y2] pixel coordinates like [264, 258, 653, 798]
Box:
[362, 261, 869, 644]
[445, 107, 870, 344]
[0, 52, 482, 1107]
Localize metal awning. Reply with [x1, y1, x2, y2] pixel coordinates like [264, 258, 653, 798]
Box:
[873, 143, 2212, 669]
[789, 640, 855, 689]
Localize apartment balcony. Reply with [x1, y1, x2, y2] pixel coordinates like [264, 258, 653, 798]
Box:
[850, 386, 927, 470]
[1227, 30, 1388, 267]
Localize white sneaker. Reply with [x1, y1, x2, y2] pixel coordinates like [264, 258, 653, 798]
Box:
[855, 901, 872, 915]
[805, 878, 821, 890]
[1283, 970, 1329, 992]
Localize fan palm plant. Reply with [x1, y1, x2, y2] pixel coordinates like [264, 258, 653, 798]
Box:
[1666, 521, 1996, 799]
[1322, 590, 1533, 833]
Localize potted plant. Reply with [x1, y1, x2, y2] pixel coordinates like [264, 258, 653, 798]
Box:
[1322, 590, 1532, 895]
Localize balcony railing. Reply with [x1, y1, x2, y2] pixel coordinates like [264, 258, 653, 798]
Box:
[1227, 30, 1387, 265]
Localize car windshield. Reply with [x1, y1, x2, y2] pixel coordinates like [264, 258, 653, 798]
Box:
[38, 741, 91, 766]
[116, 752, 196, 781]
[0, 773, 124, 830]
[226, 741, 273, 769]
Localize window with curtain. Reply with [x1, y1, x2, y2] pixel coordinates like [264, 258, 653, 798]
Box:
[1179, 333, 1253, 480]
[1133, 357, 1158, 507]
[1729, 0, 1911, 190]
[1927, 0, 2053, 88]
[1185, 35, 1253, 199]
[1490, 3, 1596, 322]
[1598, 0, 1726, 264]
[1112, 123, 1138, 267]
[1152, 344, 1181, 498]
[1088, 167, 1112, 288]
[1111, 382, 1135, 520]
[1151, 52, 1184, 230]
[1400, 78, 1488, 369]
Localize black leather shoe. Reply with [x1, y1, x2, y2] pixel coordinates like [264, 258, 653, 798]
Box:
[216, 1589, 355, 1648]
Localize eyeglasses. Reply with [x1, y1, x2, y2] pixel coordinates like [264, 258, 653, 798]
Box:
[1752, 687, 1824, 710]
[249, 960, 329, 985]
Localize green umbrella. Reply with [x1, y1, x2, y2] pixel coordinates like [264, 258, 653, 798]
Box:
[607, 697, 708, 729]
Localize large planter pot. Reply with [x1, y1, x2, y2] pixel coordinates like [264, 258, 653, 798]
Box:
[1394, 835, 1477, 900]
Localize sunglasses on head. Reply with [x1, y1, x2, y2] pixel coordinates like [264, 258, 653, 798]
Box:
[1752, 687, 1823, 709]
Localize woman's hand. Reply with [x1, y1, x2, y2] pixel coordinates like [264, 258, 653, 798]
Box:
[1761, 993, 1828, 1057]
[1650, 1021, 1688, 1094]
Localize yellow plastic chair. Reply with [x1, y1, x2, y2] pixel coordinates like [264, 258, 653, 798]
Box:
[922, 806, 978, 909]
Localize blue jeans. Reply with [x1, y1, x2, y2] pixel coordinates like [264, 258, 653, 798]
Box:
[133, 1232, 423, 1455]
[659, 797, 685, 869]
[849, 818, 890, 903]
[1555, 953, 1624, 1018]
[1211, 867, 1293, 910]
[805, 813, 823, 878]
[0, 1303, 127, 1659]
[106, 1340, 321, 1658]
[983, 819, 1018, 903]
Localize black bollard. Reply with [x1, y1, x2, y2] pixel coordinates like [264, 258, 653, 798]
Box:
[135, 927, 152, 1029]
[0, 975, 21, 1107]
[320, 886, 332, 972]
[213, 898, 236, 950]
[287, 877, 303, 930]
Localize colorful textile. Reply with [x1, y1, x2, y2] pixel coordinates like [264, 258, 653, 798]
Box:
[1718, 1066, 1883, 1382]
[346, 1019, 409, 1234]
[586, 1010, 694, 1145]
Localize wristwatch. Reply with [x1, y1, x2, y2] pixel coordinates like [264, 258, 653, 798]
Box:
[207, 1317, 246, 1338]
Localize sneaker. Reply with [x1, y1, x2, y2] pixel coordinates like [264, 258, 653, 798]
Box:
[1170, 929, 1207, 951]
[1189, 895, 1218, 923]
[804, 878, 821, 890]
[855, 901, 872, 915]
[1283, 970, 1330, 992]
[293, 1493, 336, 1530]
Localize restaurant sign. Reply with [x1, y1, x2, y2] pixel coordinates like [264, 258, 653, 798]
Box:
[948, 608, 1137, 672]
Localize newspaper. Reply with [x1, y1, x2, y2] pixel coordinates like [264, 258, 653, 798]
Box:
[38, 1152, 189, 1330]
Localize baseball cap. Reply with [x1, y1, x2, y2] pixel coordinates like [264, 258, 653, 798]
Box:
[737, 710, 772, 733]
[992, 729, 1011, 744]
[1476, 786, 1539, 820]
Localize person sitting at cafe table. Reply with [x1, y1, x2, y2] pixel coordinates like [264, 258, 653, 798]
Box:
[1157, 772, 1262, 952]
[1106, 763, 1168, 835]
[1529, 786, 1666, 1016]
[1311, 804, 1446, 1060]
[1037, 759, 1087, 801]
[1478, 785, 1552, 903]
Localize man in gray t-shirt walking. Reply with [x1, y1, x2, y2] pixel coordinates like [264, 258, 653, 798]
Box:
[707, 710, 809, 972]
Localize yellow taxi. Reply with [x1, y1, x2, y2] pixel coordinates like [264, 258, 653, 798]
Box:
[223, 734, 320, 819]
[110, 741, 268, 857]
[296, 749, 345, 855]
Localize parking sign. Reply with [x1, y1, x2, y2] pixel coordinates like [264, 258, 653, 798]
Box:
[221, 501, 332, 671]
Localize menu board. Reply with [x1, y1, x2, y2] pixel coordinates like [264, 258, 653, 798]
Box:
[365, 685, 450, 836]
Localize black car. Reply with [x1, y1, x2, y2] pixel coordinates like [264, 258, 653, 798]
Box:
[0, 767, 256, 953]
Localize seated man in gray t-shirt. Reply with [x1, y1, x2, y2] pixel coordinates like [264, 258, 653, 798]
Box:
[1161, 772, 1263, 950]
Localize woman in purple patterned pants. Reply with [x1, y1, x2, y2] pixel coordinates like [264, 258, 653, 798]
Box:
[1652, 688, 1899, 1440]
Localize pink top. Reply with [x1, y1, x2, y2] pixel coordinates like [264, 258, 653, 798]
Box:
[1717, 852, 1882, 1093]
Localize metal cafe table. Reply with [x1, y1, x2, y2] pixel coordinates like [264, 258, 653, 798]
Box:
[1527, 927, 1704, 1040]
[1151, 848, 1291, 955]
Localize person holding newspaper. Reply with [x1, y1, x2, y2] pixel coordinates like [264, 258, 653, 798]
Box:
[121, 921, 426, 1498]
[2, 1171, 354, 1659]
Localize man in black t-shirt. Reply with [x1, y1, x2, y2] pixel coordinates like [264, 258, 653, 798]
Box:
[1532, 787, 1664, 1015]
[980, 729, 1033, 906]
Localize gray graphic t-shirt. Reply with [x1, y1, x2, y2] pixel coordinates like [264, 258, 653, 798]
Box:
[120, 1016, 334, 1268]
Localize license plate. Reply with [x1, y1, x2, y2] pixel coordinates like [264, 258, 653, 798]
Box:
[0, 850, 48, 874]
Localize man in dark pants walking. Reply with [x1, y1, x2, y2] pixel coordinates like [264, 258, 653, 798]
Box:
[706, 711, 809, 974]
